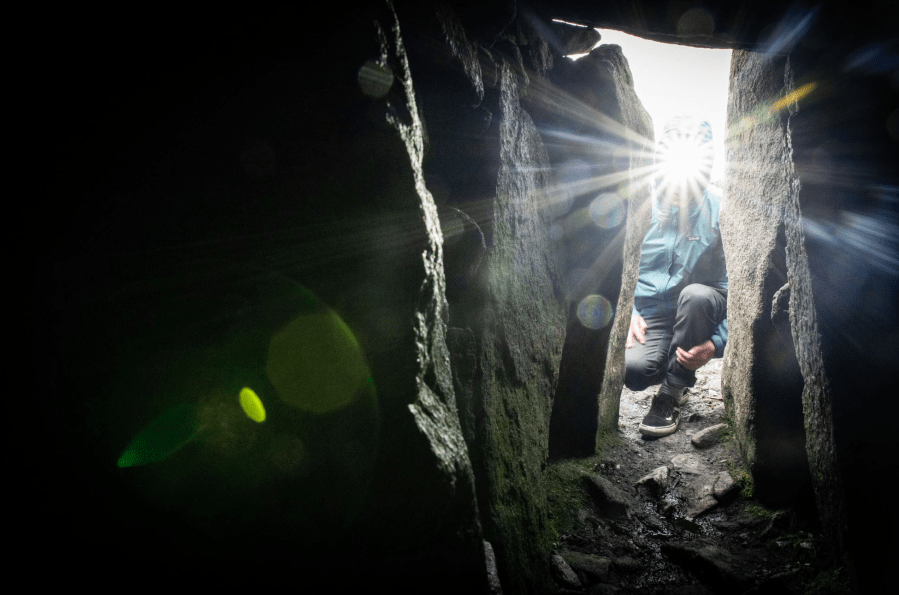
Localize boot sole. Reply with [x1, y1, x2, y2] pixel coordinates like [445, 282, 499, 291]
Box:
[639, 419, 680, 437]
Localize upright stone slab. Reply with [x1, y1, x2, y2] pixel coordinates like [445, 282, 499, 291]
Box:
[537, 44, 654, 456]
[592, 45, 656, 441]
[721, 50, 811, 507]
[379, 3, 488, 583]
[403, 6, 567, 592]
[469, 59, 567, 595]
[780, 68, 848, 567]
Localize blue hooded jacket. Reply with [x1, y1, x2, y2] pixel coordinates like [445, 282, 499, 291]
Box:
[632, 184, 729, 358]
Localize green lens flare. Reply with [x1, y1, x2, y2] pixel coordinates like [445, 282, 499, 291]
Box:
[266, 307, 372, 414]
[239, 387, 266, 422]
[117, 402, 200, 468]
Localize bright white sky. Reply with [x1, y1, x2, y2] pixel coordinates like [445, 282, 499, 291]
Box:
[592, 29, 732, 184]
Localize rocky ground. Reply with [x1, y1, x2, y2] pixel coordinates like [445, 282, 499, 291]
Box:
[544, 359, 849, 594]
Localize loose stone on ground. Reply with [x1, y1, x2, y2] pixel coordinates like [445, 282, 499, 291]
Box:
[584, 475, 633, 520]
[561, 551, 612, 584]
[691, 423, 727, 449]
[548, 357, 843, 593]
[635, 466, 669, 497]
[551, 553, 582, 589]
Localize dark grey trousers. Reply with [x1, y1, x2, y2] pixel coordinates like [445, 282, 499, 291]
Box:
[624, 283, 727, 390]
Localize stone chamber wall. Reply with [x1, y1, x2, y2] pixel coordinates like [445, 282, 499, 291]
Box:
[30, 1, 896, 594]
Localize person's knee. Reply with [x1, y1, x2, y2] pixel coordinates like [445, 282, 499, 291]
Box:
[678, 283, 716, 306]
[625, 357, 664, 391]
[678, 285, 722, 319]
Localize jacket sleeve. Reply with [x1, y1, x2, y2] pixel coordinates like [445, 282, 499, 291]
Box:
[710, 318, 728, 358]
[709, 227, 728, 358]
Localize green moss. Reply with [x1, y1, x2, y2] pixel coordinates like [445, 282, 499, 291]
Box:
[544, 452, 608, 536]
[719, 410, 755, 498]
[744, 502, 776, 518]
[723, 457, 754, 498]
[595, 427, 622, 453]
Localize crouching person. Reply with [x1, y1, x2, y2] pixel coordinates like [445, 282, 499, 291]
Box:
[625, 116, 728, 437]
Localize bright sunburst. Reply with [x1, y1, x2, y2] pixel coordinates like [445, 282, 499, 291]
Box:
[653, 118, 715, 204]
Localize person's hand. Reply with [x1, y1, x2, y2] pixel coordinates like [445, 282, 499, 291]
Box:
[676, 340, 715, 370]
[626, 314, 647, 348]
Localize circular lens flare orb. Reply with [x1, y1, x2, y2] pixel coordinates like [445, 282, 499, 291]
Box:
[577, 294, 613, 330]
[590, 193, 625, 228]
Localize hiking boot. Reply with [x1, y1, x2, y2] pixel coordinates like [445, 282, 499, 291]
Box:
[639, 383, 688, 437]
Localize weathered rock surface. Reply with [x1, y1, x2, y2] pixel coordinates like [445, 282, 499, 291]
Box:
[612, 556, 641, 575]
[685, 470, 738, 518]
[691, 424, 727, 449]
[539, 42, 654, 458]
[585, 474, 633, 520]
[404, 5, 570, 592]
[661, 541, 758, 593]
[685, 485, 718, 519]
[484, 541, 503, 595]
[712, 471, 738, 501]
[551, 554, 582, 588]
[561, 551, 612, 583]
[548, 20, 601, 56]
[722, 50, 811, 509]
[671, 453, 705, 475]
[634, 465, 669, 497]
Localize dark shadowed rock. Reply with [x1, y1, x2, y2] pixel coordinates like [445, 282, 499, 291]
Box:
[561, 551, 612, 583]
[690, 423, 727, 449]
[446, 326, 478, 451]
[724, 47, 858, 582]
[551, 554, 583, 588]
[548, 20, 601, 55]
[661, 541, 758, 593]
[759, 510, 791, 541]
[33, 4, 895, 594]
[408, 5, 567, 593]
[612, 556, 641, 574]
[585, 474, 633, 519]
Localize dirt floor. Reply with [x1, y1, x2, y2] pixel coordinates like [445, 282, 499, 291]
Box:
[544, 359, 849, 594]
